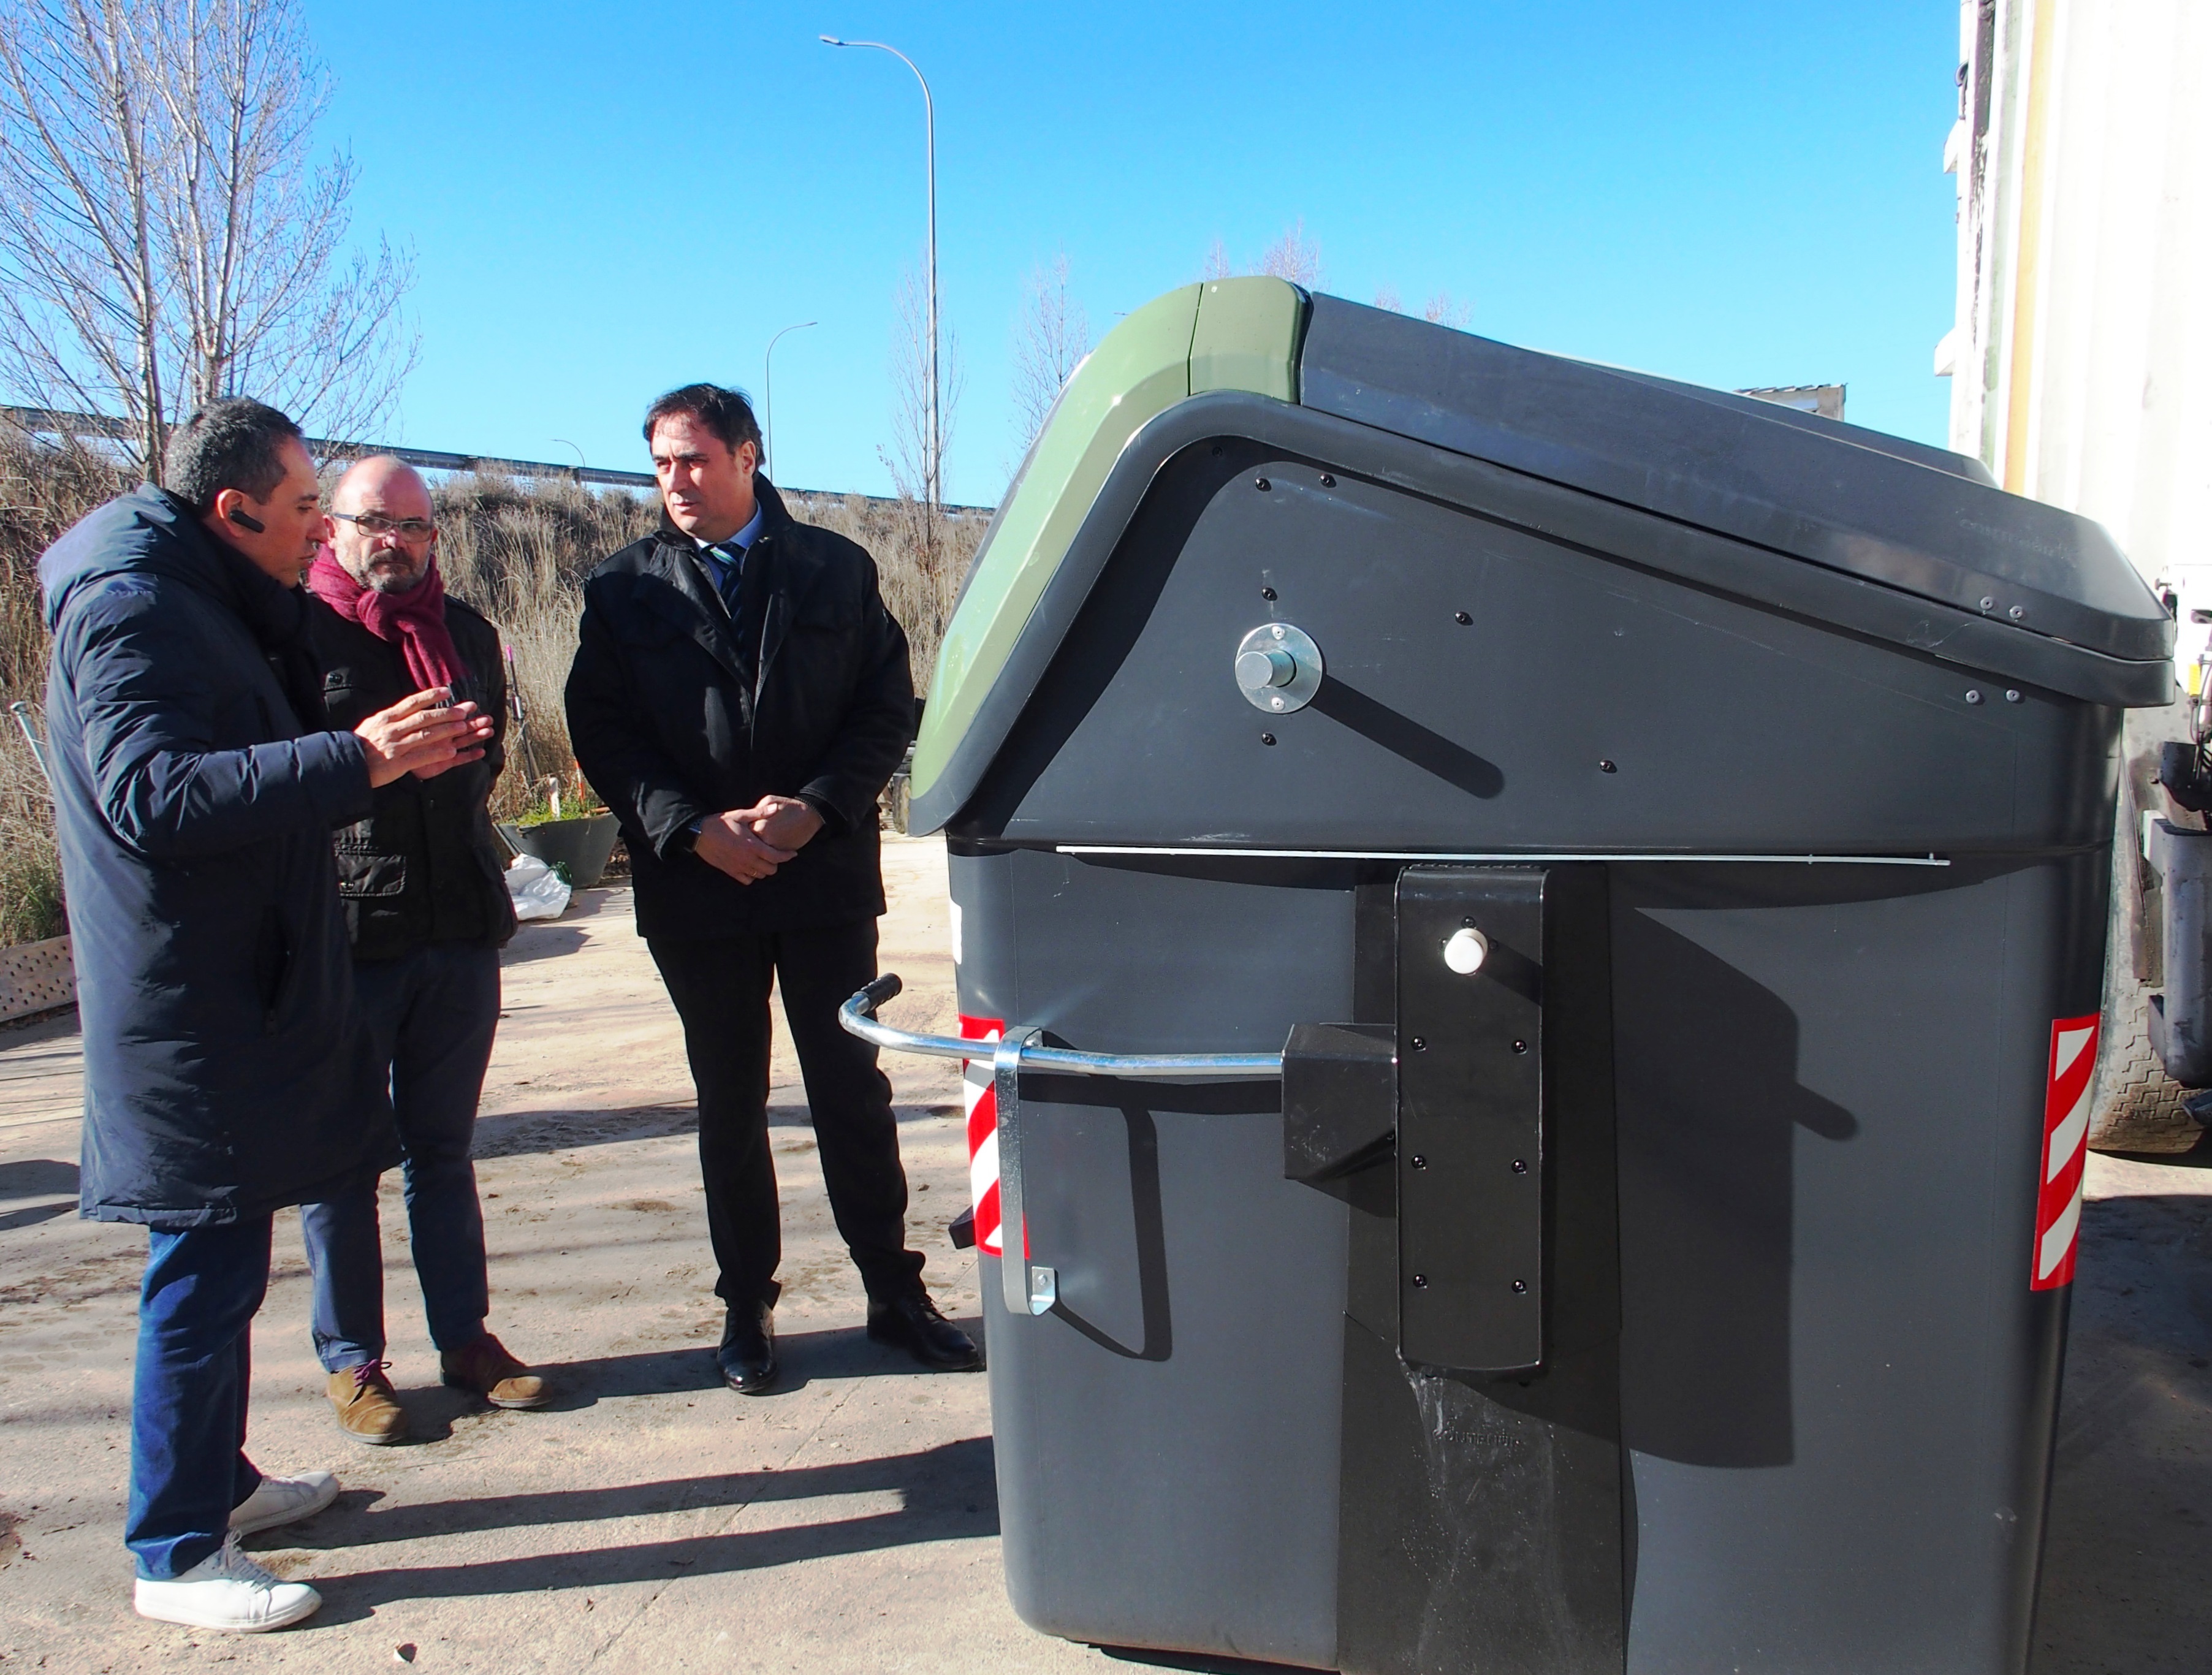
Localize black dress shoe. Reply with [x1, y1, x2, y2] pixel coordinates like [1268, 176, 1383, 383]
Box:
[867, 1290, 984, 1371]
[717, 1302, 778, 1394]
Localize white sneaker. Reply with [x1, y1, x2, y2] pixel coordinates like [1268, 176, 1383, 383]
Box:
[229, 1470, 339, 1536]
[134, 1533, 321, 1631]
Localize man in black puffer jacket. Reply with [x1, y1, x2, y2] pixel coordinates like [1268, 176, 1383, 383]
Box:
[298, 454, 546, 1447]
[566, 383, 979, 1396]
[39, 401, 490, 1633]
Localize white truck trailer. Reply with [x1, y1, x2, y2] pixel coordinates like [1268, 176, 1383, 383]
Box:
[1940, 0, 2211, 1150]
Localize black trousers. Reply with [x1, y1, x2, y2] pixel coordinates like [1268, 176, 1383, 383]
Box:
[648, 917, 924, 1309]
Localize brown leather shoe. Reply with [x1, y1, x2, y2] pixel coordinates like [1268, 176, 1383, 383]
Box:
[327, 1361, 408, 1445]
[439, 1332, 551, 1410]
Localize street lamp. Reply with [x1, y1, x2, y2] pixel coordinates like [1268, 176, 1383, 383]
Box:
[762, 319, 817, 479]
[549, 438, 586, 482]
[821, 34, 938, 507]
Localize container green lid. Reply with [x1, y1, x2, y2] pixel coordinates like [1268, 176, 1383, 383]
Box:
[910, 276, 1307, 806]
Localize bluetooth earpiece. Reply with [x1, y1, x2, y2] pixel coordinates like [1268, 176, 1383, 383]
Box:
[224, 506, 266, 534]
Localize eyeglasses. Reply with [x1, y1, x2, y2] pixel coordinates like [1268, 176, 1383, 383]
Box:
[331, 511, 436, 542]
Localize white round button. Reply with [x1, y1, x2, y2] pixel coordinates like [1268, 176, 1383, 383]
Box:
[1443, 927, 1488, 974]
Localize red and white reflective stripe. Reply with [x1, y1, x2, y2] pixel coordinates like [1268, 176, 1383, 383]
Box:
[2032, 1013, 2099, 1291]
[960, 1014, 1006, 1256]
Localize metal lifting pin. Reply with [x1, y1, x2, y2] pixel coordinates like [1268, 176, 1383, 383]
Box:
[1233, 623, 1323, 713]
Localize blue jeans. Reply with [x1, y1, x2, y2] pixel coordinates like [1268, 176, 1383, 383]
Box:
[300, 944, 501, 1369]
[127, 1216, 270, 1578]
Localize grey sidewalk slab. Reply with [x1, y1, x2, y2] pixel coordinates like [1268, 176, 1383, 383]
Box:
[0, 837, 2206, 1671]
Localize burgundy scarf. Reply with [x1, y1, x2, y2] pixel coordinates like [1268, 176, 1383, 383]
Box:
[307, 545, 465, 691]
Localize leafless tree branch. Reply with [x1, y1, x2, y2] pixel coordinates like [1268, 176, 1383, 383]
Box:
[1009, 250, 1090, 460]
[0, 0, 415, 483]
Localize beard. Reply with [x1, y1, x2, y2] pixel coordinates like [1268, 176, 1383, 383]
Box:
[365, 566, 430, 595]
[344, 550, 430, 594]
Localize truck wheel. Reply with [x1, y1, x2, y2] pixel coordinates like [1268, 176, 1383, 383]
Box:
[2088, 983, 2200, 1153]
[2089, 708, 2206, 1155]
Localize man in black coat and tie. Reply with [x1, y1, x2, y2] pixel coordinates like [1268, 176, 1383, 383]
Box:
[565, 384, 978, 1393]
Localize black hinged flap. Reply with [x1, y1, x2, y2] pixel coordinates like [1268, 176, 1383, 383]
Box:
[1282, 1022, 1396, 1183]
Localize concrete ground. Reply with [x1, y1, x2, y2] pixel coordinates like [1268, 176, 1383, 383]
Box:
[0, 835, 2206, 1673]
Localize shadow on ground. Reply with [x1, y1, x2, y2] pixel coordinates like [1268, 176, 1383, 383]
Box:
[2031, 1190, 2212, 1673]
[268, 1436, 998, 1624]
[468, 1103, 960, 1161]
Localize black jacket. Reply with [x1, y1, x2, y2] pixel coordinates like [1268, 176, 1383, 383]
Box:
[39, 487, 395, 1228]
[564, 477, 914, 940]
[306, 591, 517, 961]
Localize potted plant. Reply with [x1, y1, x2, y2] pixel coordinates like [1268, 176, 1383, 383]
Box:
[499, 769, 621, 891]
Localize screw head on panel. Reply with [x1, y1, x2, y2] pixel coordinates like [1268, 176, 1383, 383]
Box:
[1255, 476, 1271, 491]
[1454, 610, 1473, 625]
[1410, 1154, 1429, 1170]
[1412, 1274, 1430, 1289]
[1966, 689, 1984, 704]
[1410, 1036, 1427, 1052]
[1511, 1039, 1527, 1055]
[2005, 689, 2022, 703]
[1320, 473, 1336, 487]
[1599, 759, 1617, 773]
[1260, 732, 1276, 746]
[2009, 605, 2024, 618]
[1511, 1280, 1527, 1294]
[1511, 1158, 1527, 1174]
[1979, 596, 1995, 610]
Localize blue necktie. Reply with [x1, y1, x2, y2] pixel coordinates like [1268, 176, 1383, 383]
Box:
[705, 542, 748, 620]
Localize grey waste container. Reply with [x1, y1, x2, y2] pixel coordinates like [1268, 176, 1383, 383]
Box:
[848, 278, 2175, 1674]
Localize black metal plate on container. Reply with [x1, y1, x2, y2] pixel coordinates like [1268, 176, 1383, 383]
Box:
[1397, 865, 1546, 1373]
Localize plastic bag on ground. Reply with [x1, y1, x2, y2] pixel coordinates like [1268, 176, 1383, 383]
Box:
[506, 853, 571, 922]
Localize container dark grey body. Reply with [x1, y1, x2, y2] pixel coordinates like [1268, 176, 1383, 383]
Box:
[927, 296, 2162, 1674]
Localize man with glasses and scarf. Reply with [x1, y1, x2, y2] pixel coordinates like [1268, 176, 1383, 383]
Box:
[297, 455, 550, 1445]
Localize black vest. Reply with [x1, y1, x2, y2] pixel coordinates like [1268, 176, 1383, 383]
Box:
[306, 592, 517, 961]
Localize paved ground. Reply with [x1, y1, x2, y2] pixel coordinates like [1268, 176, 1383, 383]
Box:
[0, 835, 2206, 1672]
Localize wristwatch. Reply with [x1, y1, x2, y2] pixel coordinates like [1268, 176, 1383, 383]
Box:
[669, 817, 704, 857]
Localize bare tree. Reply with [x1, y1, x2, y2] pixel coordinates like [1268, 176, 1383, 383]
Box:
[1009, 251, 1090, 458]
[1199, 221, 1323, 289]
[878, 260, 966, 650]
[1372, 285, 1472, 330]
[0, 0, 415, 484]
[1256, 219, 1322, 287]
[1423, 291, 1472, 329]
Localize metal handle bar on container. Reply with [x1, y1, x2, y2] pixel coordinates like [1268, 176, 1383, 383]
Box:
[840, 974, 1283, 1316]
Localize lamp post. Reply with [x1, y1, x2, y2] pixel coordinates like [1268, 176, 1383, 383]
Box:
[550, 438, 586, 482]
[821, 34, 938, 507]
[762, 319, 816, 479]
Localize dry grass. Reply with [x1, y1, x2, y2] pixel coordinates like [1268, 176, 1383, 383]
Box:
[0, 431, 992, 938]
[431, 473, 984, 821]
[0, 422, 128, 945]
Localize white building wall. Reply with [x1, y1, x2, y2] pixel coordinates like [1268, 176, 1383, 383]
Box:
[1946, 0, 2211, 635]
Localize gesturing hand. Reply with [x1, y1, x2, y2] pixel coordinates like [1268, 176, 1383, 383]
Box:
[693, 808, 797, 884]
[354, 687, 495, 788]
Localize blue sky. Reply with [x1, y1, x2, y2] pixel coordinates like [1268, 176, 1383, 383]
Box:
[307, 1, 1963, 505]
